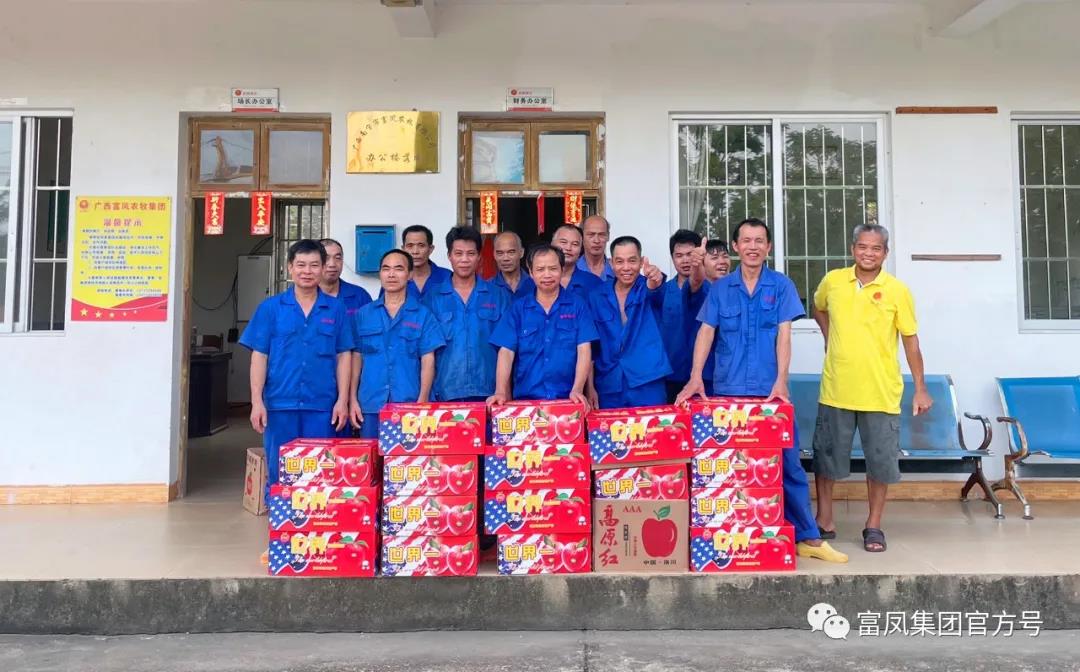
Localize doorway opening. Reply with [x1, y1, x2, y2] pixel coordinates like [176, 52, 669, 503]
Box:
[178, 114, 331, 501]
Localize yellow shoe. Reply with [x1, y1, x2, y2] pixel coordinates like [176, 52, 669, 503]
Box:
[259, 549, 269, 566]
[797, 541, 849, 564]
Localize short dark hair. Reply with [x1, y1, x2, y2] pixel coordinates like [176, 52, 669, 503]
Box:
[401, 225, 434, 245]
[668, 229, 702, 255]
[288, 239, 327, 264]
[610, 235, 642, 256]
[380, 248, 414, 272]
[318, 238, 344, 253]
[445, 225, 482, 253]
[526, 244, 565, 270]
[731, 218, 771, 243]
[553, 224, 584, 241]
[705, 239, 729, 255]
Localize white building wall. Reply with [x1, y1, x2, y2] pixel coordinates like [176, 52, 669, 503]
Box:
[1, 0, 1078, 489]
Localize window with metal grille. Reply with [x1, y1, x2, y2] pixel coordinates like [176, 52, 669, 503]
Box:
[1016, 122, 1080, 322]
[674, 116, 885, 312]
[1, 115, 73, 332]
[273, 199, 327, 293]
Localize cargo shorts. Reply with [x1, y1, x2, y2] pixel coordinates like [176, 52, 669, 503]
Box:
[811, 404, 901, 484]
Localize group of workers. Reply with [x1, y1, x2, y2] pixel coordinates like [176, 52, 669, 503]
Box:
[242, 213, 930, 560]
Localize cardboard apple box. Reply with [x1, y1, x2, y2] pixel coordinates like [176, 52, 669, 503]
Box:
[484, 444, 590, 490]
[497, 533, 591, 575]
[593, 464, 689, 500]
[586, 406, 693, 467]
[691, 448, 783, 489]
[378, 403, 487, 455]
[268, 530, 378, 578]
[489, 400, 586, 447]
[690, 487, 785, 529]
[380, 494, 478, 537]
[591, 499, 689, 573]
[690, 525, 796, 573]
[688, 398, 794, 449]
[268, 485, 380, 532]
[383, 455, 479, 497]
[483, 489, 591, 534]
[380, 535, 478, 577]
[243, 447, 267, 515]
[278, 439, 379, 488]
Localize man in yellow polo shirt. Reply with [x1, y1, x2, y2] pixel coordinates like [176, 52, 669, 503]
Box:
[811, 224, 932, 554]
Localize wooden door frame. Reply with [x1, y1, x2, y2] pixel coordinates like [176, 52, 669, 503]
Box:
[174, 112, 330, 500]
[457, 112, 606, 226]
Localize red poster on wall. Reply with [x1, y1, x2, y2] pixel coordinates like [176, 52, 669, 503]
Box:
[479, 191, 498, 234]
[564, 190, 583, 225]
[251, 192, 272, 235]
[204, 192, 225, 235]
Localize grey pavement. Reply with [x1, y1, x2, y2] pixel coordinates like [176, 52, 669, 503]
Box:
[2, 630, 1078, 672]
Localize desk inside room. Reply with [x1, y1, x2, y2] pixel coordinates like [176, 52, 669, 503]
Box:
[188, 348, 232, 437]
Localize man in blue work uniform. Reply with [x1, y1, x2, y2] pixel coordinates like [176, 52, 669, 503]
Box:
[577, 215, 615, 281]
[660, 229, 709, 402]
[488, 244, 598, 410]
[239, 239, 354, 496]
[552, 224, 603, 301]
[677, 218, 848, 564]
[402, 224, 452, 300]
[490, 231, 535, 300]
[586, 236, 671, 409]
[349, 249, 446, 438]
[425, 226, 510, 401]
[319, 238, 372, 317]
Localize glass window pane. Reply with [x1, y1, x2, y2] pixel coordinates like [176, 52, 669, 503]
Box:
[1025, 188, 1048, 259]
[784, 124, 805, 185]
[1044, 125, 1064, 187]
[679, 125, 707, 187]
[0, 259, 5, 321]
[1063, 125, 1080, 185]
[538, 131, 588, 183]
[1022, 125, 1044, 186]
[1049, 260, 1070, 319]
[268, 130, 324, 185]
[52, 262, 66, 330]
[58, 118, 72, 187]
[823, 124, 844, 186]
[825, 188, 847, 258]
[1046, 188, 1067, 258]
[471, 131, 525, 184]
[0, 120, 12, 188]
[199, 129, 255, 185]
[785, 189, 806, 257]
[36, 118, 59, 187]
[1026, 260, 1050, 319]
[725, 125, 746, 187]
[708, 126, 728, 186]
[746, 125, 771, 187]
[30, 261, 52, 330]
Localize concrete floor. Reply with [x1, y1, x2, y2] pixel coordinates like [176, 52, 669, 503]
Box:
[0, 421, 1076, 580]
[3, 631, 1077, 672]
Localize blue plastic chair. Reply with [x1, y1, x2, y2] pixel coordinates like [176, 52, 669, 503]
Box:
[996, 376, 1080, 518]
[791, 373, 999, 516]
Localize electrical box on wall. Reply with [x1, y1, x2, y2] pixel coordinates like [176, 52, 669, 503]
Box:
[355, 225, 396, 273]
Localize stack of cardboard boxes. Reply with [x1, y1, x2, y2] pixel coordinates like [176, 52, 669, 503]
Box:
[267, 438, 381, 577]
[587, 405, 695, 573]
[486, 401, 592, 575]
[687, 398, 797, 572]
[377, 402, 487, 577]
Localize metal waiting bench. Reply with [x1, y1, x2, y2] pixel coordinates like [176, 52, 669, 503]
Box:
[995, 376, 1080, 519]
[790, 373, 1003, 518]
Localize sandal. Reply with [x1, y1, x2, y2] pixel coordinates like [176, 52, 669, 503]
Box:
[862, 527, 887, 553]
[817, 526, 837, 540]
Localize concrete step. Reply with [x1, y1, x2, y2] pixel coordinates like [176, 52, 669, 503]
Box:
[2, 573, 1078, 635]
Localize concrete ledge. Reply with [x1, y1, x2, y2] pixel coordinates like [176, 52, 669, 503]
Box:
[3, 573, 1080, 635]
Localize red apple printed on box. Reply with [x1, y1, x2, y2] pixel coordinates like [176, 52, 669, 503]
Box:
[641, 505, 679, 558]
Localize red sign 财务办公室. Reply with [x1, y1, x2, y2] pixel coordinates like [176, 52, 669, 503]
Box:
[278, 438, 379, 488]
[688, 399, 794, 449]
[593, 463, 688, 500]
[484, 444, 589, 490]
[378, 403, 487, 455]
[489, 400, 586, 447]
[690, 525, 796, 573]
[267, 485, 379, 532]
[690, 447, 783, 489]
[587, 406, 693, 467]
[382, 455, 478, 497]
